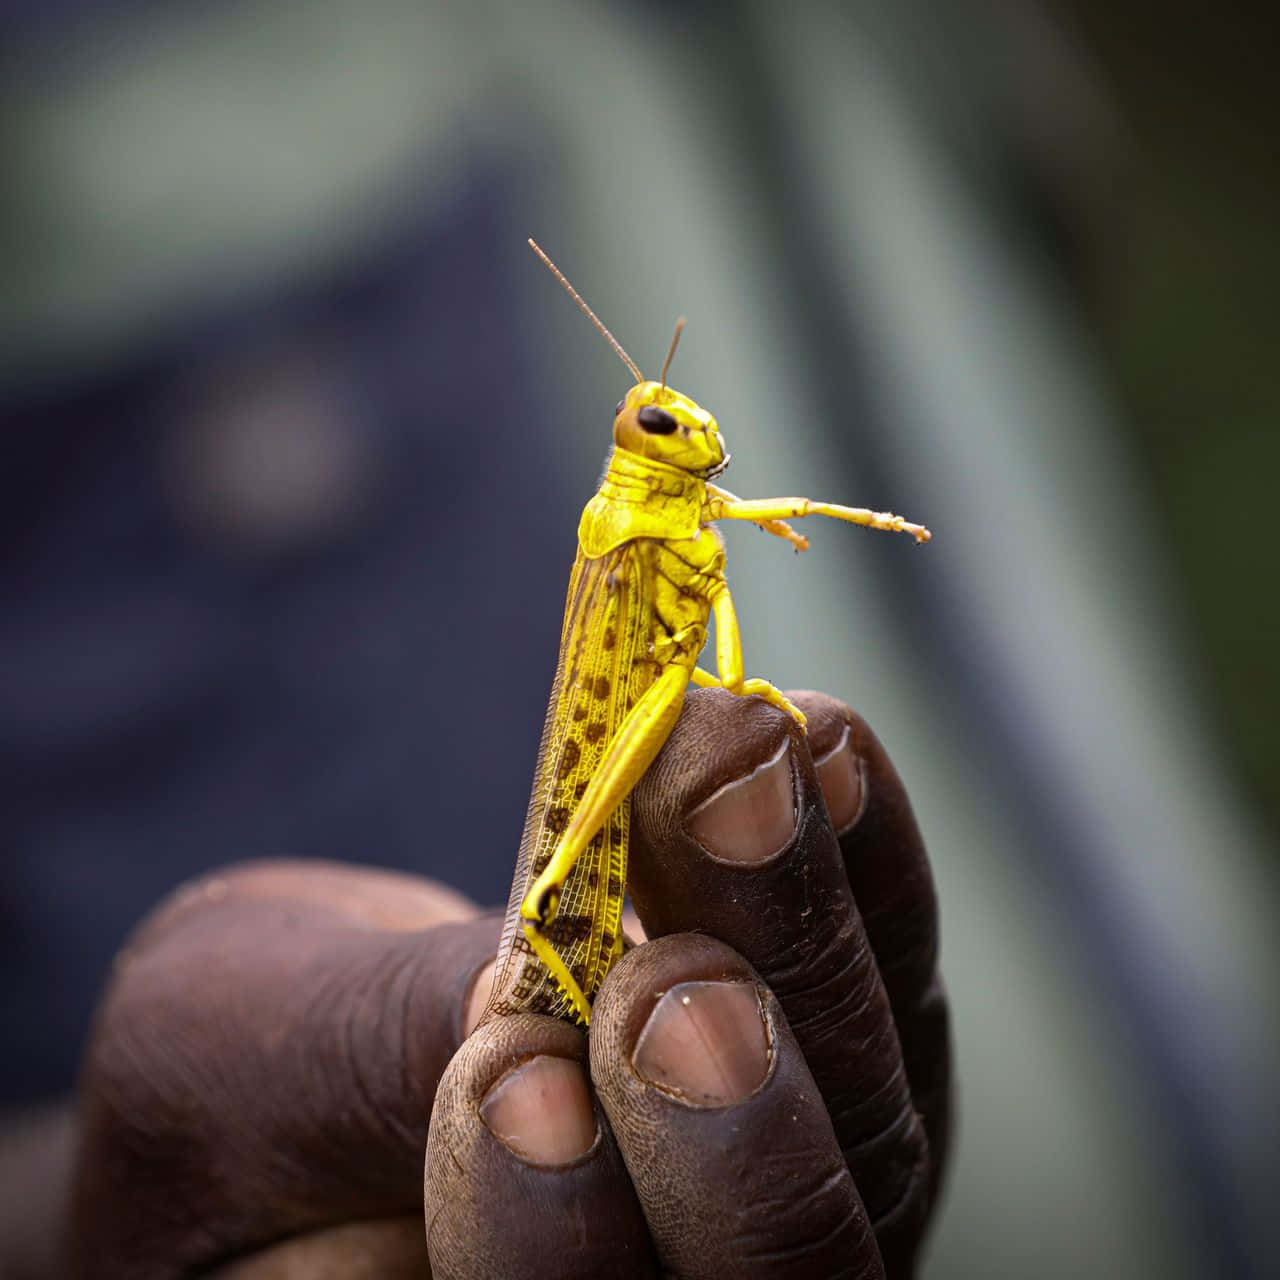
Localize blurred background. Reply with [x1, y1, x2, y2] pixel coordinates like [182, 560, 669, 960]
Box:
[2, 0, 1277, 1275]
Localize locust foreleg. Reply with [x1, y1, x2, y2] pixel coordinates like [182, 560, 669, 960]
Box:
[706, 483, 931, 544]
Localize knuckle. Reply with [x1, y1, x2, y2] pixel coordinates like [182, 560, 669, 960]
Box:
[753, 904, 932, 1239]
[734, 1157, 877, 1276]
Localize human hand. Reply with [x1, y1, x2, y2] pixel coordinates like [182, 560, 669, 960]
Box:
[70, 862, 494, 1278]
[427, 689, 950, 1279]
[70, 689, 949, 1278]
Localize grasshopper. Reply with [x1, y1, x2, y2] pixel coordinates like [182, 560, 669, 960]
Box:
[485, 241, 930, 1027]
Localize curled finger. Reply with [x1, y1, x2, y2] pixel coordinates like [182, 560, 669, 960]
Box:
[425, 1014, 654, 1280]
[630, 689, 930, 1272]
[591, 934, 883, 1280]
[791, 693, 951, 1204]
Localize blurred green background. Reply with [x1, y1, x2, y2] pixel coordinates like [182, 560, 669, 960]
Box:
[1068, 0, 1280, 842]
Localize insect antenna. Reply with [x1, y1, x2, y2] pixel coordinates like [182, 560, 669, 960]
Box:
[528, 239, 644, 382]
[660, 316, 686, 390]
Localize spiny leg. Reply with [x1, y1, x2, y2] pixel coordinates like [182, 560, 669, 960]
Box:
[708, 489, 931, 544]
[521, 662, 691, 1023]
[706, 483, 809, 550]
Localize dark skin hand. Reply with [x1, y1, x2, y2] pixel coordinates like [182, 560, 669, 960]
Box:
[69, 690, 950, 1279]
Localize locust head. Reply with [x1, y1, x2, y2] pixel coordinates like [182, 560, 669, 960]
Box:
[613, 381, 727, 477]
[524, 240, 729, 477]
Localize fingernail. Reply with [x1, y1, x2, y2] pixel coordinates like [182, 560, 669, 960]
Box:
[632, 980, 771, 1106]
[463, 958, 496, 1037]
[480, 1056, 597, 1164]
[686, 740, 795, 862]
[814, 727, 865, 833]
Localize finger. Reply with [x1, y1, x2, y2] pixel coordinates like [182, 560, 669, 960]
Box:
[791, 693, 951, 1205]
[208, 1220, 428, 1278]
[424, 1014, 655, 1280]
[591, 933, 883, 1280]
[73, 884, 500, 1278]
[629, 688, 930, 1274]
[133, 859, 477, 950]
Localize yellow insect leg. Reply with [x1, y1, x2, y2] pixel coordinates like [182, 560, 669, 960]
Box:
[708, 589, 806, 727]
[705, 483, 809, 550]
[521, 661, 691, 1024]
[712, 492, 931, 544]
[522, 927, 591, 1028]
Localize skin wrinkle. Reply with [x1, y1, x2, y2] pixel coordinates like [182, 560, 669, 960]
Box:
[341, 984, 392, 1156]
[627, 691, 933, 1270]
[589, 936, 883, 1280]
[867, 1152, 933, 1238]
[811, 708, 951, 1215]
[819, 1049, 921, 1152]
[762, 915, 875, 1021]
[84, 983, 263, 1273]
[862, 902, 939, 989]
[76, 904, 501, 1278]
[396, 948, 429, 1147]
[371, 942, 437, 1154]
[233, 951, 413, 1230]
[797, 697, 949, 1109]
[832, 1064, 920, 1164]
[302, 959, 389, 1144]
[738, 1189, 873, 1273]
[726, 840, 913, 1181]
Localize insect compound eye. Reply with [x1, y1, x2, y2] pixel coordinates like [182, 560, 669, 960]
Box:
[637, 405, 678, 435]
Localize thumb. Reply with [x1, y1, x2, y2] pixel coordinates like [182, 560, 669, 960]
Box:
[72, 864, 499, 1278]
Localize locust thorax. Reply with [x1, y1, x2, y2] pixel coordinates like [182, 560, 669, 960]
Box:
[613, 381, 727, 476]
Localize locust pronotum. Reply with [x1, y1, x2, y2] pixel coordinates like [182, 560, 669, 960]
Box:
[485, 240, 930, 1028]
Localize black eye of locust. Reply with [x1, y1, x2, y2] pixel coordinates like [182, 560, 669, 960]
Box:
[637, 405, 678, 435]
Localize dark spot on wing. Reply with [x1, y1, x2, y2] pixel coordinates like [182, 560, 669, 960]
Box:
[545, 805, 569, 835]
[546, 913, 594, 946]
[585, 721, 607, 744]
[607, 874, 623, 900]
[603, 627, 617, 650]
[594, 675, 612, 699]
[559, 740, 581, 774]
[573, 702, 589, 721]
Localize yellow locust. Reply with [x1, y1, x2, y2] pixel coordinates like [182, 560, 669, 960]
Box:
[486, 241, 930, 1028]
